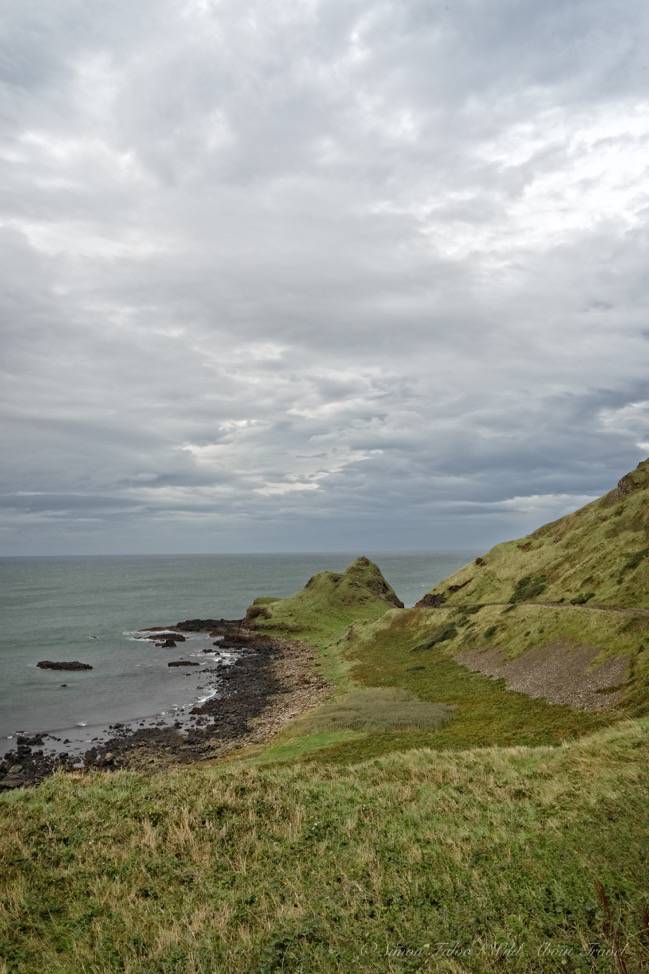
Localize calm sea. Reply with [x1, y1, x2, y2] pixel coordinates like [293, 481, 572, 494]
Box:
[0, 553, 469, 751]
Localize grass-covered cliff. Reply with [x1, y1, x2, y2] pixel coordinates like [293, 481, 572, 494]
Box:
[418, 458, 649, 609]
[400, 458, 649, 721]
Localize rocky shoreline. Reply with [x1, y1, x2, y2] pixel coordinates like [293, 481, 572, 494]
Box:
[0, 619, 327, 790]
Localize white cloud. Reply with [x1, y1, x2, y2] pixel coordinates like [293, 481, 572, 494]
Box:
[1, 0, 648, 553]
[599, 401, 649, 440]
[256, 481, 320, 496]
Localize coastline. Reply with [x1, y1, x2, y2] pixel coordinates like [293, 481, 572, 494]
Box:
[0, 620, 327, 789]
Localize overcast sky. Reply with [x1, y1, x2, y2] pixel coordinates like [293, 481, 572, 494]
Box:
[1, 0, 649, 555]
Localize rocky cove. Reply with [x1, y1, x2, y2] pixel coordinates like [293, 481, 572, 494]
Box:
[0, 617, 326, 790]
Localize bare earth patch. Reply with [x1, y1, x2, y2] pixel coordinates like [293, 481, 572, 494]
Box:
[456, 642, 630, 710]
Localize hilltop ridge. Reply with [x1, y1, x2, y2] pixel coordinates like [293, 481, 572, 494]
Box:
[417, 457, 649, 609]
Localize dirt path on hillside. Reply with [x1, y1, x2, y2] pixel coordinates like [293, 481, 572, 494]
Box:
[423, 600, 649, 617]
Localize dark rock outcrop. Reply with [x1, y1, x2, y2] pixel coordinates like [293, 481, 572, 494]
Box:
[175, 618, 239, 632]
[143, 631, 186, 642]
[415, 577, 471, 608]
[168, 659, 199, 667]
[37, 660, 93, 671]
[448, 579, 472, 593]
[416, 592, 447, 608]
[602, 457, 649, 504]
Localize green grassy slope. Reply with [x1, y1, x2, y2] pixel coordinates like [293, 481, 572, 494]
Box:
[2, 720, 648, 973]
[242, 605, 610, 769]
[391, 458, 649, 723]
[239, 556, 608, 764]
[418, 458, 649, 609]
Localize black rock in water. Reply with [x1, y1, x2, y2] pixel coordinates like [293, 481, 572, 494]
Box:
[37, 660, 93, 671]
[175, 618, 241, 632]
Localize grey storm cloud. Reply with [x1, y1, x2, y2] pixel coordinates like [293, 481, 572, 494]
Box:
[1, 0, 649, 554]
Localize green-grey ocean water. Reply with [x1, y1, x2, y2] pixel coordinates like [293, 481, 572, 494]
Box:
[0, 553, 468, 749]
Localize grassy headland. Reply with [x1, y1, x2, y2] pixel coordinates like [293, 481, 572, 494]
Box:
[245, 554, 404, 652]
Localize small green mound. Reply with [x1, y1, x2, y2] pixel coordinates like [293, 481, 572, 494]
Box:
[245, 596, 281, 621]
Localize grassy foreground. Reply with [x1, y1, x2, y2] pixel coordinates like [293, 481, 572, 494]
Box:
[1, 720, 648, 973]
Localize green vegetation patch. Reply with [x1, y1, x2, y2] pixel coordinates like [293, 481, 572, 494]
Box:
[509, 573, 547, 603]
[292, 687, 453, 735]
[302, 609, 607, 763]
